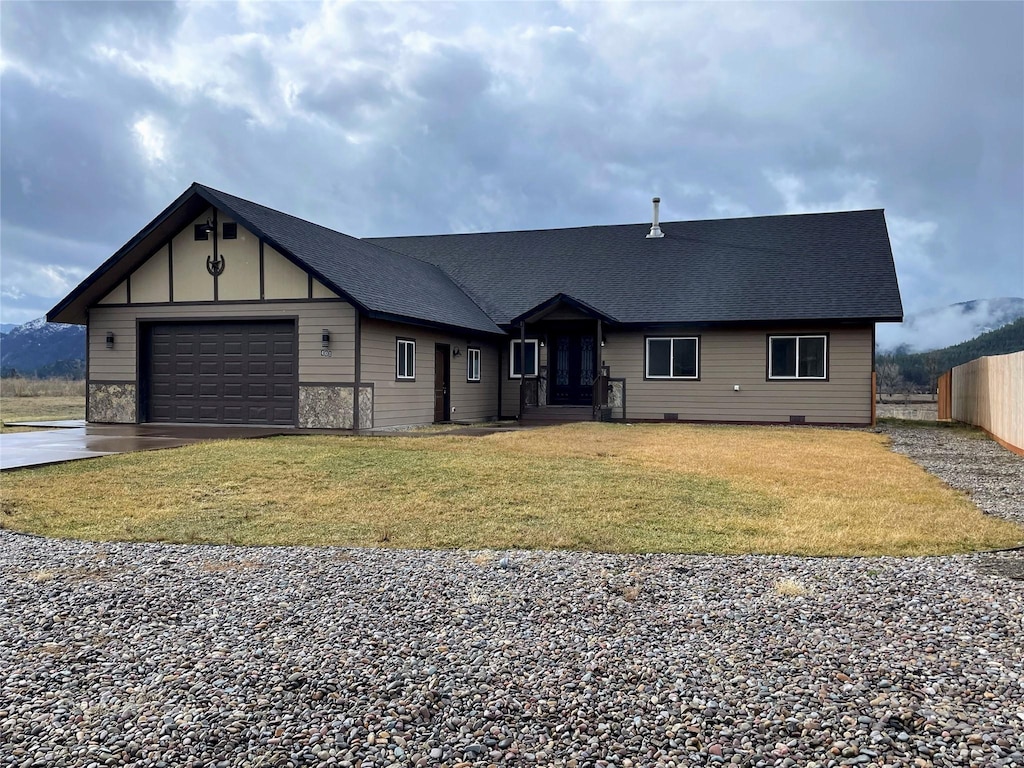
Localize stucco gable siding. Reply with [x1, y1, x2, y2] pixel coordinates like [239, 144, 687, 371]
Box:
[128, 245, 170, 303]
[217, 216, 261, 301]
[263, 244, 309, 300]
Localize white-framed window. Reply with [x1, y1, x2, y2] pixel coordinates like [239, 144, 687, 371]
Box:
[768, 334, 827, 379]
[509, 339, 539, 378]
[645, 336, 699, 379]
[467, 347, 481, 382]
[396, 338, 416, 380]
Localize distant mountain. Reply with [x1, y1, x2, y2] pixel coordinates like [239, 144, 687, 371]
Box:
[877, 317, 1024, 391]
[876, 297, 1024, 353]
[0, 324, 18, 335]
[0, 318, 86, 379]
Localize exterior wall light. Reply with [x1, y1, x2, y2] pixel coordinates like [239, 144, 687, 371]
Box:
[105, 331, 115, 349]
[321, 329, 330, 348]
[452, 346, 462, 357]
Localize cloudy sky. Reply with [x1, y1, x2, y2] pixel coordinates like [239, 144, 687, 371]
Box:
[2, 1, 1022, 347]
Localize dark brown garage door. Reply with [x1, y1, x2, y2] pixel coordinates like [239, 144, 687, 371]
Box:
[146, 321, 297, 425]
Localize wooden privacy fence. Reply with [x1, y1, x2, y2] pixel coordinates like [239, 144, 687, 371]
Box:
[937, 371, 952, 420]
[944, 350, 1023, 455]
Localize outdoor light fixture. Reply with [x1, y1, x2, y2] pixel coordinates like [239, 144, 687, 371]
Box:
[539, 339, 546, 348]
[452, 346, 462, 357]
[321, 329, 330, 348]
[105, 331, 115, 349]
[202, 218, 215, 235]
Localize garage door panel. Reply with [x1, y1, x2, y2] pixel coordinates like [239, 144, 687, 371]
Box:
[147, 321, 296, 425]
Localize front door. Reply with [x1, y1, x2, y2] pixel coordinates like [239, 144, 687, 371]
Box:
[434, 344, 450, 422]
[550, 333, 596, 405]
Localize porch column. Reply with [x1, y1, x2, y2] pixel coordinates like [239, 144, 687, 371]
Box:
[519, 320, 526, 418]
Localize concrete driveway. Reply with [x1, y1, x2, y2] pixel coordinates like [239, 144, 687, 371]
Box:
[0, 423, 288, 471]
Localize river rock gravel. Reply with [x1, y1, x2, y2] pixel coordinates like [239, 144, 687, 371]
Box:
[880, 424, 1024, 527]
[2, 425, 1022, 768]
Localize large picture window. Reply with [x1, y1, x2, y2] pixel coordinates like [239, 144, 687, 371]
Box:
[467, 347, 481, 382]
[510, 339, 539, 378]
[645, 337, 699, 379]
[396, 338, 416, 380]
[768, 335, 827, 379]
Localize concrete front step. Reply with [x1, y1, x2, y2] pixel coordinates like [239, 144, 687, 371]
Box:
[520, 406, 596, 425]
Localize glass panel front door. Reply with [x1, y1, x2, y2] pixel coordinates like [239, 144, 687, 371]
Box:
[550, 333, 595, 405]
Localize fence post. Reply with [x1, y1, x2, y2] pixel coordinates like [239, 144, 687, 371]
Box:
[871, 371, 877, 426]
[937, 371, 952, 421]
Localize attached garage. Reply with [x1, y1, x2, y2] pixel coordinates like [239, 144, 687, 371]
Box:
[143, 320, 297, 425]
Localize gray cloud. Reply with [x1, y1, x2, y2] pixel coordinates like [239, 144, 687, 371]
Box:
[1, 1, 1020, 328]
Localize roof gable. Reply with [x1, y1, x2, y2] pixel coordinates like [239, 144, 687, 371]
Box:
[49, 184, 503, 335]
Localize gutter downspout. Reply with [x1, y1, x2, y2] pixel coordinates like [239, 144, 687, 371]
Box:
[353, 309, 361, 432]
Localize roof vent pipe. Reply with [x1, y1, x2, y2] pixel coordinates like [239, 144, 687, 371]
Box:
[646, 197, 664, 239]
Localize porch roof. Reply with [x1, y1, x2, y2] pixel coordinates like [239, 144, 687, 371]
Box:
[508, 293, 618, 326]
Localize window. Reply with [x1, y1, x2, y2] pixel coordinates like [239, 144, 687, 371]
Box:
[645, 337, 699, 379]
[467, 347, 481, 382]
[510, 339, 539, 378]
[194, 223, 209, 241]
[222, 222, 238, 240]
[396, 338, 416, 380]
[768, 335, 827, 379]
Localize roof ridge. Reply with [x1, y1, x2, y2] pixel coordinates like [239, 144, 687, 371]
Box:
[366, 208, 885, 240]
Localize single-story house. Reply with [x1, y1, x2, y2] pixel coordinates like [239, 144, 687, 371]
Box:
[48, 183, 903, 430]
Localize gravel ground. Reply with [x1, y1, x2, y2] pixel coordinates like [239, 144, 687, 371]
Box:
[879, 425, 1024, 528]
[2, 426, 1022, 768]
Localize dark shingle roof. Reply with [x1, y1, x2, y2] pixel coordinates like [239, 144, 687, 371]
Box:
[50, 184, 902, 332]
[368, 210, 903, 326]
[195, 185, 502, 334]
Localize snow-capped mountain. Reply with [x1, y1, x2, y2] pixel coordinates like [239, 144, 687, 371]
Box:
[0, 318, 86, 377]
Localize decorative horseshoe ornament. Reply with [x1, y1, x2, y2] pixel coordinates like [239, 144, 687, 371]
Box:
[207, 253, 226, 277]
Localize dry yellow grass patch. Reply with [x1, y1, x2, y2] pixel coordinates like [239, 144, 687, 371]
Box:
[0, 378, 85, 432]
[774, 577, 812, 597]
[1, 423, 1020, 555]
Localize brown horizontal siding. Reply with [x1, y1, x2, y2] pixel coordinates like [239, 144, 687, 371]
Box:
[361, 319, 499, 428]
[602, 325, 873, 424]
[89, 301, 355, 382]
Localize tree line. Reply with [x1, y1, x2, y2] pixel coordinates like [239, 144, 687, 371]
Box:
[876, 317, 1024, 395]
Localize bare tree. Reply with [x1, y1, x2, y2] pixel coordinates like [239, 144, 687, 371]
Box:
[876, 360, 902, 401]
[922, 352, 943, 401]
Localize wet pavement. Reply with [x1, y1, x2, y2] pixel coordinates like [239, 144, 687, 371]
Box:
[0, 423, 288, 471]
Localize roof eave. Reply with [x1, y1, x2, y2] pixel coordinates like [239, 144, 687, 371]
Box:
[361, 309, 506, 338]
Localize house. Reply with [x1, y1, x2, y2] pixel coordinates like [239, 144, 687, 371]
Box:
[48, 184, 903, 430]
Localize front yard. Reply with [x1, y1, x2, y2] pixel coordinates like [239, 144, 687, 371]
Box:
[2, 423, 1020, 556]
